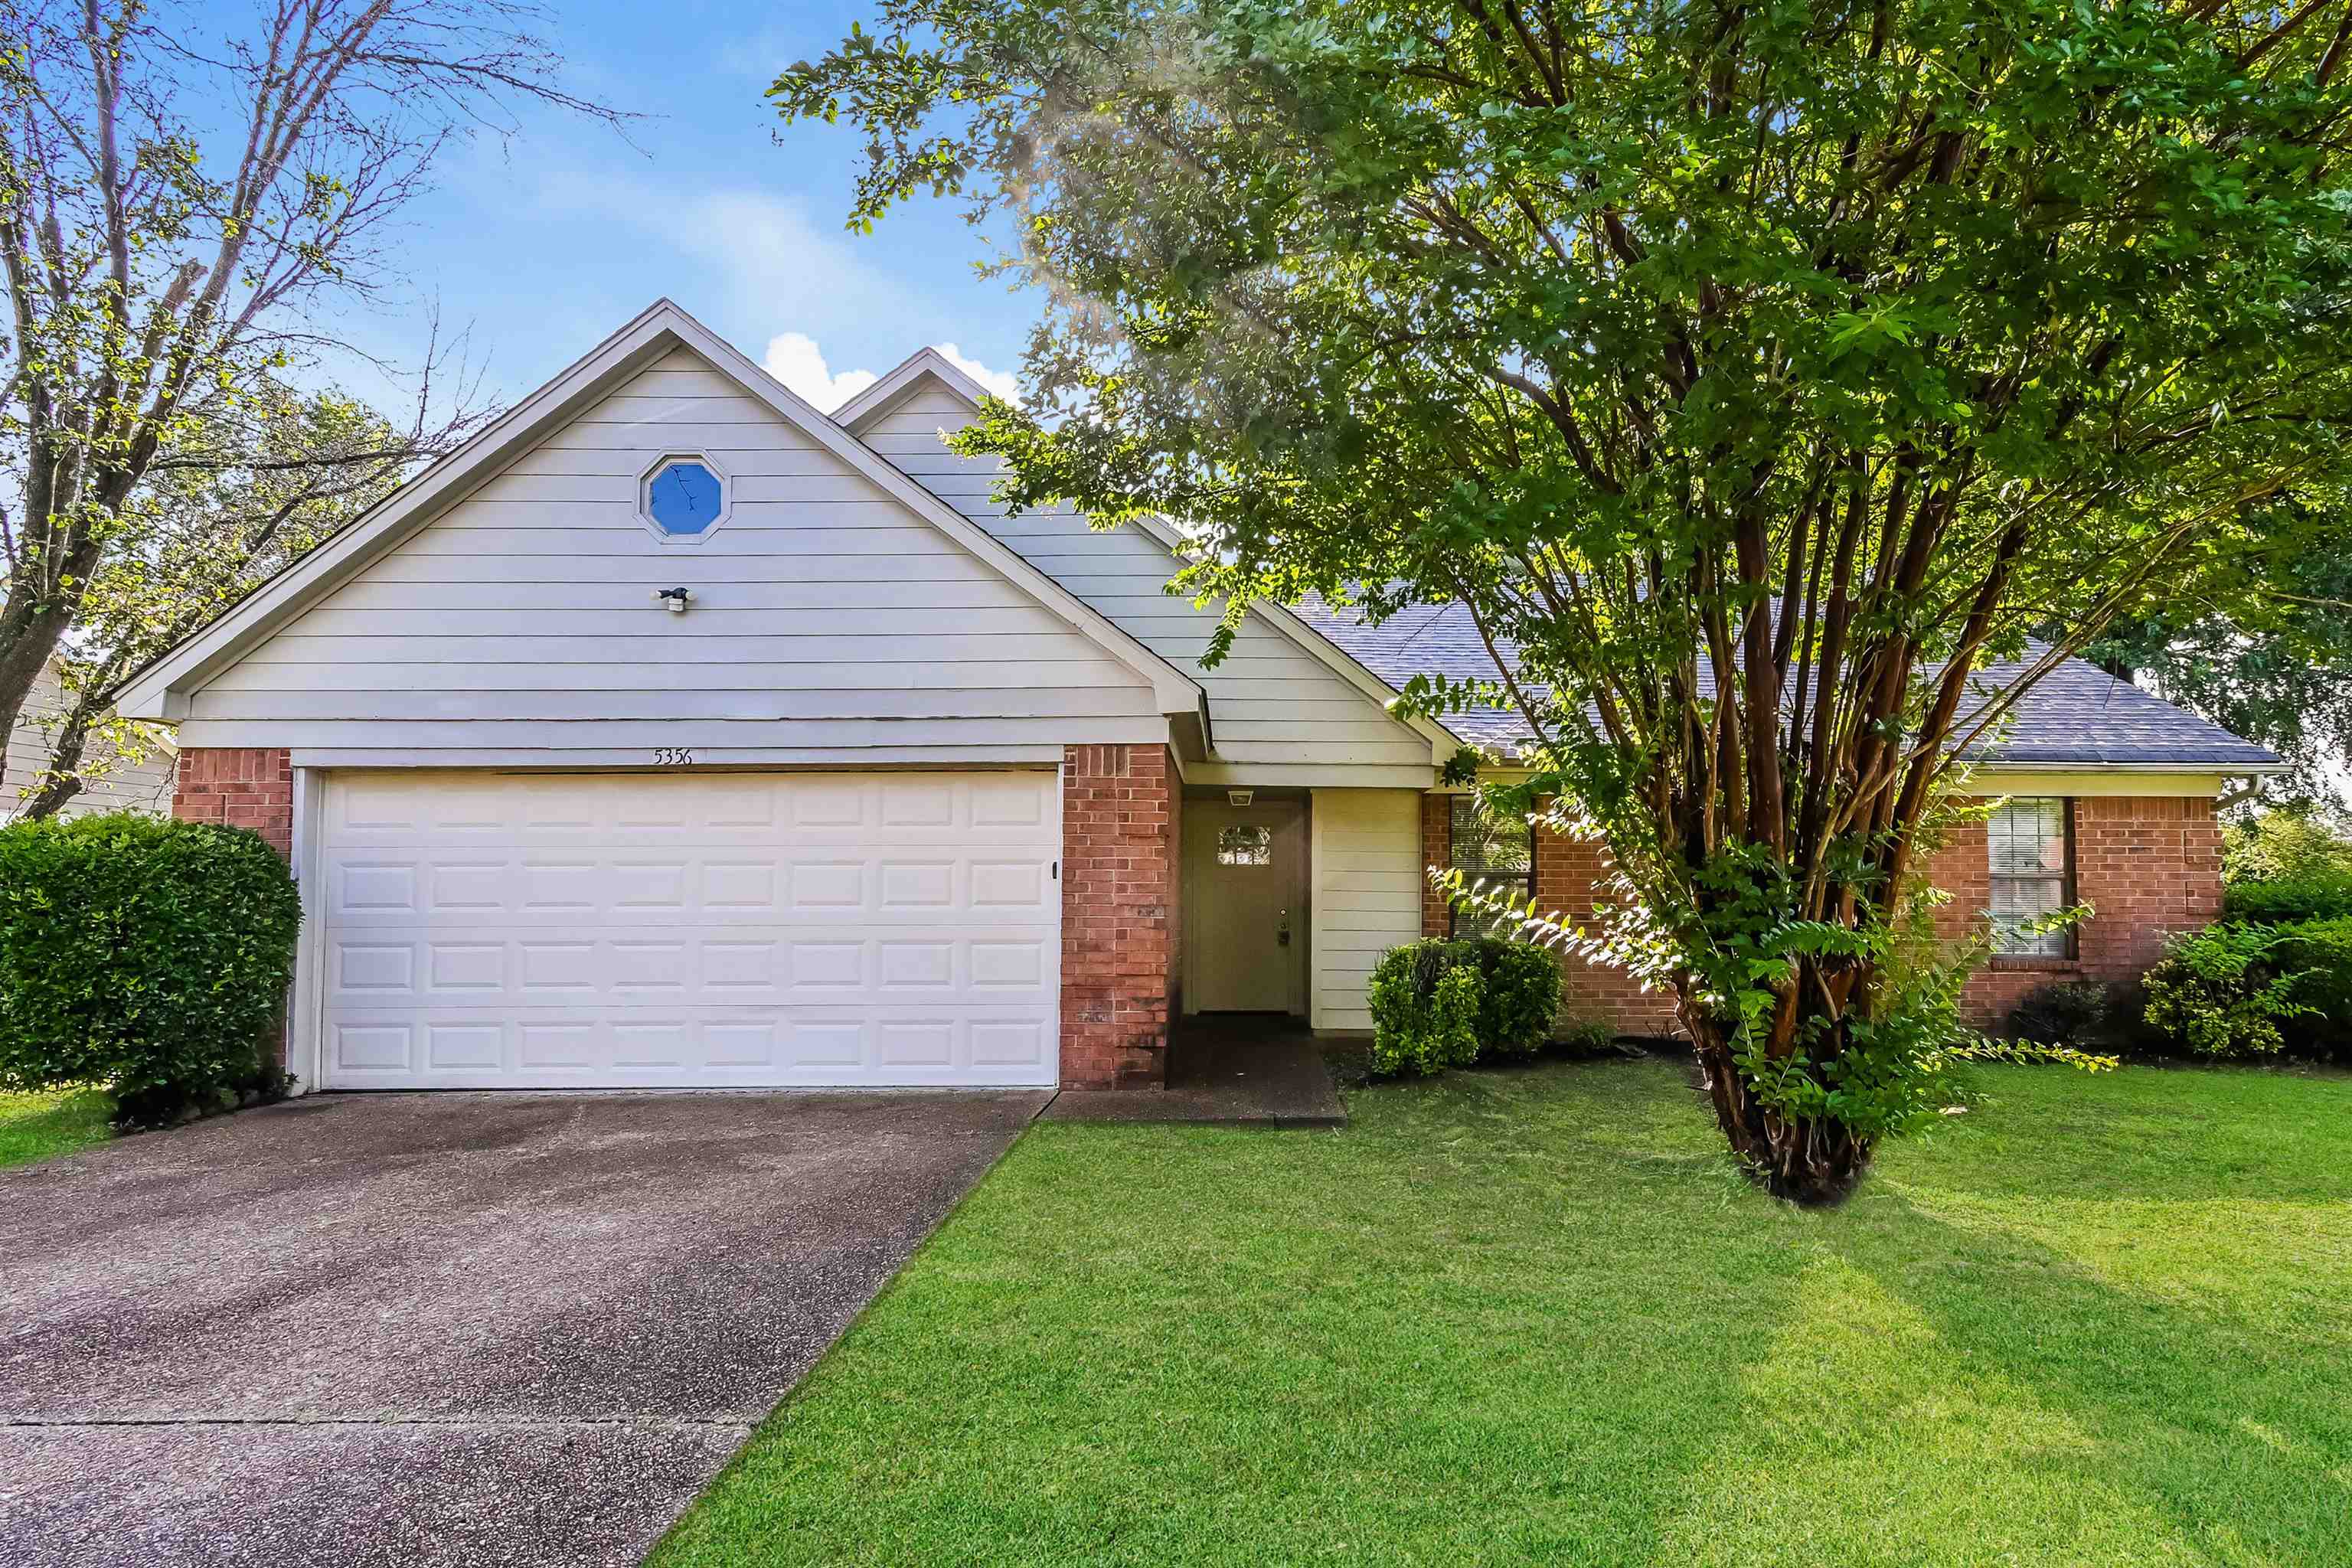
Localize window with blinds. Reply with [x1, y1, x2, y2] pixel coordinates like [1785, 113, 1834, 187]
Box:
[1449, 795, 1534, 936]
[1988, 798, 2073, 957]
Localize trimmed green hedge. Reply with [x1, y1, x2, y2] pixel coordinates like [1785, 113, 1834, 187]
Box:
[1366, 936, 1569, 1076]
[1367, 942, 1482, 1076]
[0, 814, 302, 1125]
[1468, 939, 1564, 1060]
[2276, 917, 2352, 1061]
[2222, 873, 2352, 924]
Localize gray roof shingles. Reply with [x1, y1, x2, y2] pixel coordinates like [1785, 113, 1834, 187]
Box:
[1289, 599, 2279, 769]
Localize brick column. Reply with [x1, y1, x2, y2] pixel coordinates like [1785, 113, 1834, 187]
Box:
[172, 748, 293, 859]
[1421, 792, 1452, 938]
[172, 747, 295, 1075]
[1061, 744, 1178, 1088]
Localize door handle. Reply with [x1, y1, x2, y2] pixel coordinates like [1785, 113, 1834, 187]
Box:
[1276, 907, 1291, 947]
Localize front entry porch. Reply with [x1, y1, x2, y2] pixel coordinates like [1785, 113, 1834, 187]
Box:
[1040, 1014, 1344, 1125]
[1182, 793, 1311, 1017]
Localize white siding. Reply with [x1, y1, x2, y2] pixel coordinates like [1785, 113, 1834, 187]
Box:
[3, 662, 175, 819]
[856, 378, 1431, 769]
[178, 347, 1161, 763]
[1308, 788, 1423, 1032]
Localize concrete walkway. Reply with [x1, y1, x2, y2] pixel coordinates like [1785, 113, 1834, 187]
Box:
[1042, 1020, 1345, 1125]
[0, 1089, 1047, 1568]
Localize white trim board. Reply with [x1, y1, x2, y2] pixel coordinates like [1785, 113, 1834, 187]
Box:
[834, 346, 995, 431]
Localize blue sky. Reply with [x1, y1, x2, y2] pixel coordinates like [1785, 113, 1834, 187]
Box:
[209, 0, 1032, 413]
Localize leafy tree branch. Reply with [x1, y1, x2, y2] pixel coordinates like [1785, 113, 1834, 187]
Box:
[779, 0, 2352, 1200]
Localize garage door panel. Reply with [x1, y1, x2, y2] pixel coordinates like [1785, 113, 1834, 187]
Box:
[317, 771, 1060, 1089]
[327, 773, 1055, 848]
[322, 1006, 1057, 1088]
[323, 852, 1057, 925]
[324, 927, 1058, 1009]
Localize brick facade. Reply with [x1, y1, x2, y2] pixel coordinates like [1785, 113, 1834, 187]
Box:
[172, 747, 293, 858]
[1928, 794, 2223, 1027]
[1530, 823, 1682, 1034]
[1061, 744, 1180, 1088]
[1419, 789, 2222, 1041]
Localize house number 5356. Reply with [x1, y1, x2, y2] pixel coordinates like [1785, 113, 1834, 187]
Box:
[652, 747, 695, 766]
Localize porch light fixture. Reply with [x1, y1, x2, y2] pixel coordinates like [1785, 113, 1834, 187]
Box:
[653, 586, 693, 614]
[1227, 789, 1253, 806]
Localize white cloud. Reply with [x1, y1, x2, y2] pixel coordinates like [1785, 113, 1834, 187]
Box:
[933, 342, 1022, 403]
[756, 334, 1023, 414]
[761, 332, 878, 412]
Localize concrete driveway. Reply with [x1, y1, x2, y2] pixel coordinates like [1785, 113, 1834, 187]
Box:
[0, 1089, 1047, 1568]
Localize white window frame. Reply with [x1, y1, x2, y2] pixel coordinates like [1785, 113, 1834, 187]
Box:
[1988, 796, 2076, 959]
[634, 450, 735, 544]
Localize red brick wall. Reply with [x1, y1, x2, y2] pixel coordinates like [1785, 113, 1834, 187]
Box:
[1061, 744, 1178, 1088]
[1530, 823, 1683, 1035]
[172, 748, 295, 1073]
[1421, 793, 1452, 938]
[1420, 790, 2222, 1041]
[1929, 795, 2223, 1028]
[172, 747, 293, 859]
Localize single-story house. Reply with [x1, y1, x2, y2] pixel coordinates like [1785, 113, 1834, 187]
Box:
[117, 301, 2281, 1092]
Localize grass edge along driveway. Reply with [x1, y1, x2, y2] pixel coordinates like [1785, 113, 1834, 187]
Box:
[656, 1057, 2352, 1568]
[0, 1087, 110, 1170]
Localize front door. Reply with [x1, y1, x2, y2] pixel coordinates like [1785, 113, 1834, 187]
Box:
[1184, 801, 1306, 1013]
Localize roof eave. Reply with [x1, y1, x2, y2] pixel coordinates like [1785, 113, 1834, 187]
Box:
[1960, 756, 2288, 773]
[834, 347, 1000, 432]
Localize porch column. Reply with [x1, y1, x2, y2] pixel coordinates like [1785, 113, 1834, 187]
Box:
[1060, 744, 1178, 1088]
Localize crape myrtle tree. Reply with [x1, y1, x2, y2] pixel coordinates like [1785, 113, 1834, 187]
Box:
[0, 0, 621, 805]
[779, 0, 2352, 1201]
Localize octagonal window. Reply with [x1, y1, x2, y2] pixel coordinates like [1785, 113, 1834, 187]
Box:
[642, 458, 725, 537]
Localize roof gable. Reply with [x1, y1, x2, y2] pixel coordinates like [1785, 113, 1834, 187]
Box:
[834, 348, 995, 433]
[118, 302, 1204, 724]
[844, 354, 1462, 766]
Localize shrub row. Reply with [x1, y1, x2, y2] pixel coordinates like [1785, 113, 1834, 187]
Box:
[2015, 916, 2352, 1062]
[1366, 937, 1610, 1076]
[2220, 869, 2352, 925]
[0, 814, 302, 1126]
[2148, 916, 2352, 1062]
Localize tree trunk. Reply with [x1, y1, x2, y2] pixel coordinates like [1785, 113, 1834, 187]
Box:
[0, 593, 76, 769]
[15, 671, 113, 821]
[17, 743, 90, 821]
[1685, 1010, 1872, 1207]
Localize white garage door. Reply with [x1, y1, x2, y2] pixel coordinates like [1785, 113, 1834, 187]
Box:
[315, 770, 1060, 1089]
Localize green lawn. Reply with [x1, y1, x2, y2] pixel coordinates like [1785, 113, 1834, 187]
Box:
[0, 1087, 112, 1170]
[656, 1059, 2352, 1567]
